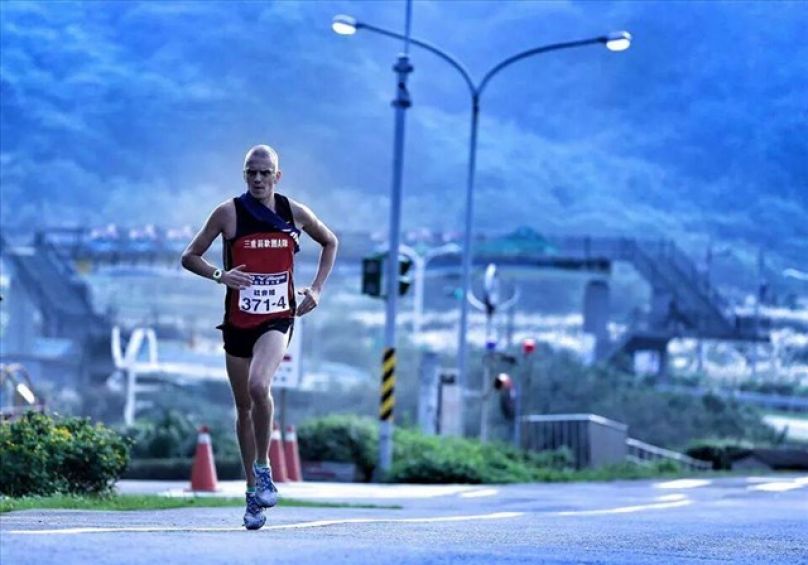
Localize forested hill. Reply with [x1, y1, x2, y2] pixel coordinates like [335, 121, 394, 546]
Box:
[1, 1, 805, 271]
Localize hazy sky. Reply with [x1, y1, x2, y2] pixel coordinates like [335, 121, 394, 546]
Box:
[1, 0, 806, 267]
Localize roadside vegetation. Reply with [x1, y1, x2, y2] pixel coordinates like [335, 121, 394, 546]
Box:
[299, 414, 689, 484]
[0, 411, 128, 498]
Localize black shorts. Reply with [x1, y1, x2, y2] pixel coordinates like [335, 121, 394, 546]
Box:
[217, 318, 293, 358]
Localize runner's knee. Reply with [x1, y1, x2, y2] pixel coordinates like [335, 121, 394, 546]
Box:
[249, 380, 270, 404]
[235, 402, 252, 417]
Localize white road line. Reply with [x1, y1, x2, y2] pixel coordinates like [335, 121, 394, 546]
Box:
[654, 494, 688, 502]
[269, 511, 524, 529]
[555, 500, 693, 516]
[6, 511, 525, 536]
[459, 489, 499, 498]
[748, 481, 806, 493]
[653, 479, 711, 489]
[746, 477, 778, 483]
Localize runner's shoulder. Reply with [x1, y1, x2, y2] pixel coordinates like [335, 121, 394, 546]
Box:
[213, 199, 237, 219]
[207, 199, 237, 233]
[283, 196, 316, 228]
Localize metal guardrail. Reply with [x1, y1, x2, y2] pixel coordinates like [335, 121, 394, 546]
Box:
[626, 438, 711, 471]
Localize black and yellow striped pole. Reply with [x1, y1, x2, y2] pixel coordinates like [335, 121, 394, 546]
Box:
[380, 348, 396, 421]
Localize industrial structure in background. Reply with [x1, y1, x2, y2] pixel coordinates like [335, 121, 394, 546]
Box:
[0, 233, 113, 396]
[1, 225, 773, 395]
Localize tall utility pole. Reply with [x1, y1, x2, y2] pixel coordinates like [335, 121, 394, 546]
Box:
[377, 0, 413, 478]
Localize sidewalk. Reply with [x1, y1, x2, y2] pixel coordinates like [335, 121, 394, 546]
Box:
[116, 480, 487, 505]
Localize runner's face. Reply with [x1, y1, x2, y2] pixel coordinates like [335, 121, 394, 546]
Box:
[243, 154, 279, 198]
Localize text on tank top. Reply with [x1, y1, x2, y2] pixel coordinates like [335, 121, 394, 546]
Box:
[223, 193, 299, 328]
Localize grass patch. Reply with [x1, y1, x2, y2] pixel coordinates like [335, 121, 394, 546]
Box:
[0, 494, 400, 513]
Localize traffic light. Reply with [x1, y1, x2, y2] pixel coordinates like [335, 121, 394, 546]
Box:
[361, 253, 413, 298]
[493, 372, 515, 419]
[361, 254, 384, 297]
[493, 372, 512, 391]
[397, 254, 412, 296]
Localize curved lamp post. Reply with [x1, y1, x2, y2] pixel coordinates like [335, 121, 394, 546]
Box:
[333, 14, 631, 430]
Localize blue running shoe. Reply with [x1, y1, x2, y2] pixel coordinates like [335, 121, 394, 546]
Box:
[243, 493, 266, 530]
[253, 463, 279, 508]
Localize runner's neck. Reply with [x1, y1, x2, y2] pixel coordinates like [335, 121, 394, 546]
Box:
[252, 190, 276, 212]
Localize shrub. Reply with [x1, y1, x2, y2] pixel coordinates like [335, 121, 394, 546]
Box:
[122, 457, 245, 480]
[0, 411, 130, 497]
[298, 414, 378, 481]
[389, 429, 573, 484]
[297, 414, 574, 484]
[123, 409, 240, 462]
[125, 410, 197, 459]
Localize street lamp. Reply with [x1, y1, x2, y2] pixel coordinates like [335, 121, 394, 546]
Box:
[331, 15, 358, 36]
[605, 31, 632, 52]
[333, 14, 631, 431]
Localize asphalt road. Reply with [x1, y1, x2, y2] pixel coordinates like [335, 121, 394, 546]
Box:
[2, 475, 806, 564]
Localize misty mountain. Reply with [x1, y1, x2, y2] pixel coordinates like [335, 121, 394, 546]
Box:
[1, 1, 806, 273]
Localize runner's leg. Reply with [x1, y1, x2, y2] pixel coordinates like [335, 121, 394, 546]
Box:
[226, 353, 256, 488]
[249, 329, 288, 462]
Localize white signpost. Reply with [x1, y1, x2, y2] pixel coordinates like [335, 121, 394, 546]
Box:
[274, 323, 302, 390]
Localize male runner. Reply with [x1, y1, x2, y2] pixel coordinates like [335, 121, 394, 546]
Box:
[181, 145, 338, 529]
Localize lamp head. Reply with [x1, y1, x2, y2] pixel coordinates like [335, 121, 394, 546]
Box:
[332, 15, 358, 36]
[604, 31, 631, 52]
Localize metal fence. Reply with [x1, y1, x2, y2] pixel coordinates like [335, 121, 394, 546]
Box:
[521, 413, 712, 471]
[521, 414, 628, 469]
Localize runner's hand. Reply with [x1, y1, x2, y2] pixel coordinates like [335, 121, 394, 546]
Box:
[222, 264, 252, 290]
[296, 287, 319, 316]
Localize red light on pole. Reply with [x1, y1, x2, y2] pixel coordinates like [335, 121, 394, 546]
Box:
[522, 338, 536, 355]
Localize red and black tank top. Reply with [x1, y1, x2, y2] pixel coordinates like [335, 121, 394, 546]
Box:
[222, 193, 299, 329]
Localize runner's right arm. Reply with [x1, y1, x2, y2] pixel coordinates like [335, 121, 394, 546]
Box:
[180, 204, 251, 290]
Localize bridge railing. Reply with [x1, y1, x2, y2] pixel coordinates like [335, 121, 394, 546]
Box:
[663, 240, 733, 319]
[626, 437, 712, 471]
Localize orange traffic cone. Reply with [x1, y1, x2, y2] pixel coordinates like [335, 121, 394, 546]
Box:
[283, 425, 303, 482]
[268, 422, 288, 483]
[189, 425, 219, 492]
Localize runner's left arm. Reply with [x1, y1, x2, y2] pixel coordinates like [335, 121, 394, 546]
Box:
[290, 200, 338, 315]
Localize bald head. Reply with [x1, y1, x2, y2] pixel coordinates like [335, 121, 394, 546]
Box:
[243, 145, 282, 198]
[244, 145, 279, 170]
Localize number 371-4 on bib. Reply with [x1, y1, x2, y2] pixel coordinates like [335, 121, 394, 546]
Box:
[239, 272, 291, 315]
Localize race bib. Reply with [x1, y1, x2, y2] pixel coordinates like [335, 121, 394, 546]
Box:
[239, 272, 291, 315]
